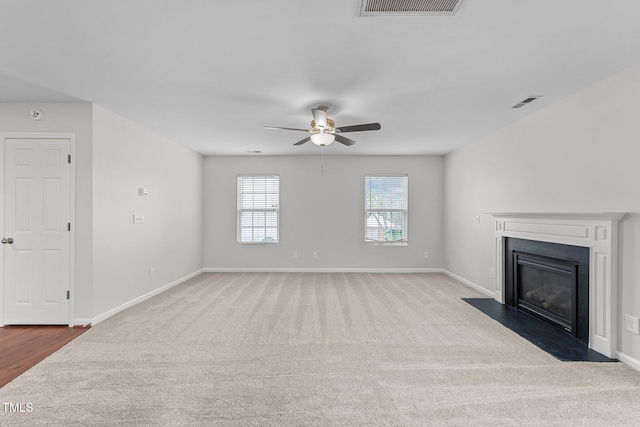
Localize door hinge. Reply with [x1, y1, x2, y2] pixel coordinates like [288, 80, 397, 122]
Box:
[68, 154, 71, 164]
[67, 223, 71, 231]
[66, 291, 70, 300]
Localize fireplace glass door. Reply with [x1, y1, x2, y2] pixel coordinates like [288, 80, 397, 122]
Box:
[505, 238, 589, 343]
[514, 253, 578, 335]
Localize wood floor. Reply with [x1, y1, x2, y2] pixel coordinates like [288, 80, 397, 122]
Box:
[0, 325, 89, 388]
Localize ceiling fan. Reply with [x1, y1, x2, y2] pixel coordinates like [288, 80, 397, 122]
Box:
[264, 106, 381, 147]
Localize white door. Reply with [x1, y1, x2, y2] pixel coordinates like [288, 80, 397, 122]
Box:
[3, 138, 71, 324]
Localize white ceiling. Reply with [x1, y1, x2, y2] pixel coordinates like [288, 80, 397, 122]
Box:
[1, 1, 640, 156]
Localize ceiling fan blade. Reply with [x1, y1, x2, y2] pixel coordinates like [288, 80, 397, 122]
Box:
[293, 136, 311, 146]
[334, 134, 356, 146]
[335, 123, 381, 133]
[264, 126, 310, 132]
[311, 107, 328, 128]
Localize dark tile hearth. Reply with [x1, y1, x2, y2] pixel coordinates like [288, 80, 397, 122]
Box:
[464, 298, 615, 362]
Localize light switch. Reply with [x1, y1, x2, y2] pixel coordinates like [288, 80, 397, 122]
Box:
[133, 214, 144, 224]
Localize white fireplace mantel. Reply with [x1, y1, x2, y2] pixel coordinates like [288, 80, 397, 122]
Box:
[492, 212, 625, 358]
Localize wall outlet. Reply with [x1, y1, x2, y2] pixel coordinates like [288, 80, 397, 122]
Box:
[625, 314, 640, 334]
[475, 215, 481, 224]
[133, 214, 144, 224]
[489, 268, 495, 279]
[312, 252, 318, 259]
[293, 251, 298, 259]
[149, 267, 156, 278]
[424, 252, 429, 260]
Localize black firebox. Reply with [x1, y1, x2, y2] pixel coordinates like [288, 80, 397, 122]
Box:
[505, 238, 590, 344]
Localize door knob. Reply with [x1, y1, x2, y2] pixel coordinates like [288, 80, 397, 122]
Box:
[1, 237, 14, 244]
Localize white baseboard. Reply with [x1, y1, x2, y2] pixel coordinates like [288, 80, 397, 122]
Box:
[617, 351, 640, 372]
[90, 269, 203, 326]
[442, 269, 495, 298]
[202, 267, 445, 273]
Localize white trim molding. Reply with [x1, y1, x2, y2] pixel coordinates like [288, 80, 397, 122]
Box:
[492, 212, 625, 359]
[203, 268, 443, 274]
[90, 269, 202, 326]
[617, 351, 640, 372]
[443, 270, 495, 298]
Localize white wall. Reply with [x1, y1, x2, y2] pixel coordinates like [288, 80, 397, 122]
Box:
[0, 103, 94, 321]
[204, 155, 443, 270]
[92, 105, 203, 319]
[443, 63, 640, 363]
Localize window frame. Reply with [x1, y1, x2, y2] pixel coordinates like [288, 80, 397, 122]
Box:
[236, 174, 280, 245]
[364, 174, 408, 246]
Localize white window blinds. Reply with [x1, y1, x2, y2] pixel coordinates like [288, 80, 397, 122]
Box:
[364, 175, 408, 244]
[237, 175, 279, 244]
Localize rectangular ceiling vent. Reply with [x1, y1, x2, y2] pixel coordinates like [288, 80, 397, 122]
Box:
[360, 0, 464, 16]
[512, 96, 543, 109]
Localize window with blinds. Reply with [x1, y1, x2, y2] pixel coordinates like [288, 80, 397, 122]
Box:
[237, 175, 279, 244]
[364, 175, 408, 244]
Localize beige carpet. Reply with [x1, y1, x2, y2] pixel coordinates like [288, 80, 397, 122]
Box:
[1, 272, 640, 426]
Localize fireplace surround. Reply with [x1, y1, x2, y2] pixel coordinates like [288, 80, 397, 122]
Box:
[492, 213, 625, 358]
[505, 237, 590, 344]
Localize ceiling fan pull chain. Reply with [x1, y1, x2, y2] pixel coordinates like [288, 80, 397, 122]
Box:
[321, 146, 324, 174]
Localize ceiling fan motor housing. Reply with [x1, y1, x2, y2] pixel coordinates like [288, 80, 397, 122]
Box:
[311, 118, 335, 132]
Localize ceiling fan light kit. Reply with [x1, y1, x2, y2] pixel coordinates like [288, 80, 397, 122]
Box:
[265, 105, 381, 148]
[310, 132, 335, 147]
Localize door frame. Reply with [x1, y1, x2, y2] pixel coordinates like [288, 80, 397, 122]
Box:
[0, 133, 76, 327]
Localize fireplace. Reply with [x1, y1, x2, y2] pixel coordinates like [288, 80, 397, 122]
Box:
[492, 212, 624, 358]
[505, 238, 589, 344]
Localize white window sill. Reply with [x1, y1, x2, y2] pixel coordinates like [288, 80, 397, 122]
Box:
[365, 241, 408, 246]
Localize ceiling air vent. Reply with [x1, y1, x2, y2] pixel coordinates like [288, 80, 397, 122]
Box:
[512, 96, 543, 109]
[360, 0, 464, 16]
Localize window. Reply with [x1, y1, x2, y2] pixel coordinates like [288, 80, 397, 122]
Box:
[237, 175, 279, 244]
[364, 175, 408, 244]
